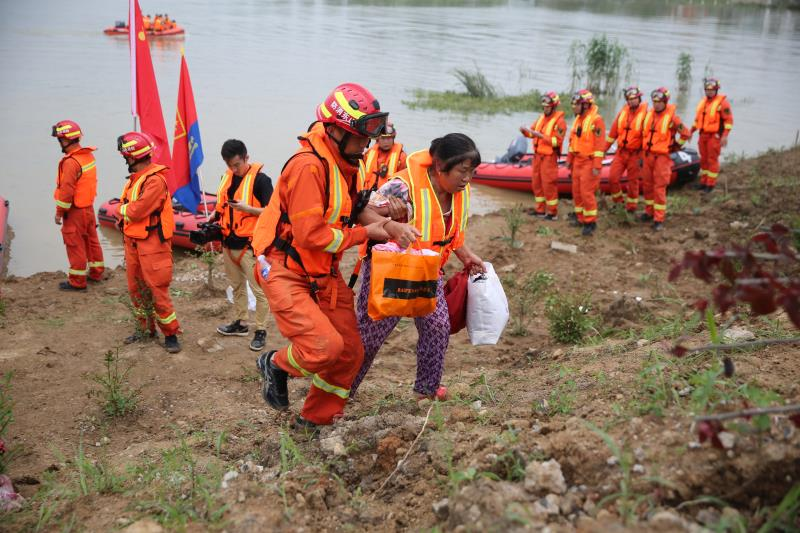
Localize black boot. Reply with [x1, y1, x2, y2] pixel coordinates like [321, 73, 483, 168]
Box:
[639, 213, 654, 223]
[581, 222, 597, 236]
[124, 330, 156, 344]
[164, 335, 181, 354]
[257, 351, 289, 410]
[59, 281, 86, 292]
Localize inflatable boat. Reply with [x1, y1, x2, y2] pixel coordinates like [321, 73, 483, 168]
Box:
[0, 195, 8, 273]
[472, 136, 701, 195]
[97, 193, 216, 250]
[103, 23, 185, 36]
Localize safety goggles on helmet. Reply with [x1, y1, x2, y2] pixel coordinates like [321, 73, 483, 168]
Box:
[317, 83, 387, 138]
[651, 88, 670, 102]
[541, 91, 560, 107]
[623, 86, 643, 100]
[572, 89, 594, 105]
[379, 123, 397, 138]
[353, 111, 389, 138]
[703, 77, 720, 90]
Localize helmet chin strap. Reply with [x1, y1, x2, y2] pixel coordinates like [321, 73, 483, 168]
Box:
[61, 139, 79, 153]
[335, 131, 363, 165]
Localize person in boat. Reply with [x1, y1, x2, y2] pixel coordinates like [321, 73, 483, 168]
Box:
[689, 77, 734, 193]
[51, 120, 105, 291]
[116, 131, 182, 354]
[605, 86, 648, 213]
[143, 14, 152, 31]
[567, 89, 606, 237]
[251, 82, 417, 430]
[640, 87, 691, 231]
[358, 122, 407, 191]
[519, 91, 566, 220]
[211, 139, 273, 352]
[153, 14, 163, 32]
[163, 14, 173, 30]
[350, 133, 486, 401]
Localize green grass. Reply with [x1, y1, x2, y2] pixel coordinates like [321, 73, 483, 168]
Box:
[90, 350, 140, 418]
[545, 293, 594, 344]
[405, 89, 545, 115]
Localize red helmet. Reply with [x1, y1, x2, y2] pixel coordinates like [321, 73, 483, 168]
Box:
[541, 91, 560, 107]
[117, 131, 155, 160]
[651, 87, 671, 103]
[703, 77, 721, 91]
[623, 86, 643, 100]
[380, 122, 397, 138]
[571, 89, 594, 105]
[52, 120, 82, 140]
[316, 83, 388, 138]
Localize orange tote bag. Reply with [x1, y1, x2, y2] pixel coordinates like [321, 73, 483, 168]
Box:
[368, 247, 441, 320]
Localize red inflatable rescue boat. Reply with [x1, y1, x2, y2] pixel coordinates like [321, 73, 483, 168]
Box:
[103, 23, 185, 36]
[98, 193, 216, 250]
[472, 136, 701, 195]
[0, 195, 9, 274]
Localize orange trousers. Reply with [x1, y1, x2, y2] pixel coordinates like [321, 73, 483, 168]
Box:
[61, 206, 104, 288]
[642, 152, 672, 223]
[124, 236, 180, 336]
[698, 133, 722, 187]
[259, 252, 364, 425]
[531, 153, 559, 215]
[571, 156, 600, 223]
[608, 148, 642, 211]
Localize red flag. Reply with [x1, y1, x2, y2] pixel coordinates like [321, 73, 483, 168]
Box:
[129, 0, 172, 180]
[171, 50, 204, 213]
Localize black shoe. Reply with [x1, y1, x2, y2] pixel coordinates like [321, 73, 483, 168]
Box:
[217, 319, 249, 337]
[653, 222, 665, 232]
[702, 185, 715, 194]
[249, 330, 267, 352]
[639, 213, 654, 223]
[569, 217, 582, 227]
[164, 335, 181, 354]
[567, 212, 577, 220]
[293, 415, 320, 435]
[544, 214, 558, 221]
[532, 211, 546, 218]
[257, 351, 289, 410]
[124, 330, 156, 344]
[59, 281, 86, 292]
[693, 182, 706, 191]
[581, 222, 597, 236]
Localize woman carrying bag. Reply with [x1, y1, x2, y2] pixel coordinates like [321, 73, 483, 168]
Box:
[352, 134, 485, 400]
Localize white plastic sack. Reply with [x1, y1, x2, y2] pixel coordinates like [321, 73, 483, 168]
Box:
[466, 262, 509, 345]
[226, 282, 257, 311]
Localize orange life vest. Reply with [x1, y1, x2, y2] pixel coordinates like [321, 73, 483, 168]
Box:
[215, 162, 265, 238]
[54, 146, 97, 209]
[251, 124, 353, 277]
[395, 150, 469, 268]
[119, 164, 175, 240]
[643, 104, 678, 155]
[569, 105, 603, 158]
[531, 111, 565, 155]
[358, 143, 404, 191]
[612, 104, 648, 150]
[693, 94, 727, 134]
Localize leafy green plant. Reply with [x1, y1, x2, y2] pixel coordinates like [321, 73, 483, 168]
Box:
[279, 430, 306, 473]
[569, 34, 633, 95]
[676, 52, 693, 92]
[503, 204, 525, 249]
[90, 350, 140, 418]
[196, 245, 221, 291]
[545, 293, 594, 343]
[503, 270, 555, 336]
[757, 483, 800, 533]
[453, 67, 497, 98]
[631, 352, 682, 417]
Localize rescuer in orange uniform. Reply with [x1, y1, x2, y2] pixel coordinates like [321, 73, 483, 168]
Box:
[520, 91, 566, 220]
[640, 88, 690, 231]
[566, 89, 606, 236]
[51, 120, 105, 291]
[359, 123, 407, 191]
[252, 83, 419, 429]
[116, 132, 182, 353]
[690, 77, 734, 193]
[605, 86, 648, 212]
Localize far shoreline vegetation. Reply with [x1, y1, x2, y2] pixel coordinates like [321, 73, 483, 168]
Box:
[405, 34, 703, 116]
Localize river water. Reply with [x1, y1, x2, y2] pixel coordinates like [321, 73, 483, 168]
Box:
[1, 0, 798, 276]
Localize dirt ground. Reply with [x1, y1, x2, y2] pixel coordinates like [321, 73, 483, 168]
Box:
[1, 147, 798, 532]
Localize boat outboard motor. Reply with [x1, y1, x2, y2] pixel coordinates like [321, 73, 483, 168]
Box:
[498, 135, 528, 163]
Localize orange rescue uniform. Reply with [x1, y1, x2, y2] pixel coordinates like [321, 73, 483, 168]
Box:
[692, 94, 733, 188]
[606, 103, 648, 211]
[54, 145, 105, 288]
[119, 163, 181, 336]
[567, 105, 606, 224]
[523, 111, 566, 215]
[252, 123, 368, 425]
[358, 142, 407, 191]
[641, 105, 690, 223]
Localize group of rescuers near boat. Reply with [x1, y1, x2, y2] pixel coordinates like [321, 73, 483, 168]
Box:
[51, 79, 733, 429]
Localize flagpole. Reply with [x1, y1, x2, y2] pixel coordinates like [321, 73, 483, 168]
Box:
[197, 169, 210, 219]
[129, 0, 137, 130]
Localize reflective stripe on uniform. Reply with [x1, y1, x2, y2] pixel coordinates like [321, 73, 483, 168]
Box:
[534, 196, 546, 203]
[326, 166, 343, 224]
[574, 207, 584, 213]
[645, 200, 654, 206]
[583, 209, 598, 216]
[459, 186, 470, 234]
[551, 136, 558, 147]
[611, 191, 624, 199]
[654, 204, 666, 211]
[706, 171, 719, 178]
[156, 312, 177, 324]
[119, 203, 130, 223]
[593, 151, 604, 158]
[55, 199, 72, 209]
[546, 199, 559, 206]
[311, 374, 350, 399]
[626, 197, 639, 204]
[724, 124, 733, 130]
[286, 344, 311, 377]
[419, 188, 432, 241]
[88, 261, 105, 268]
[606, 136, 615, 143]
[68, 268, 87, 275]
[81, 161, 96, 173]
[323, 228, 344, 253]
